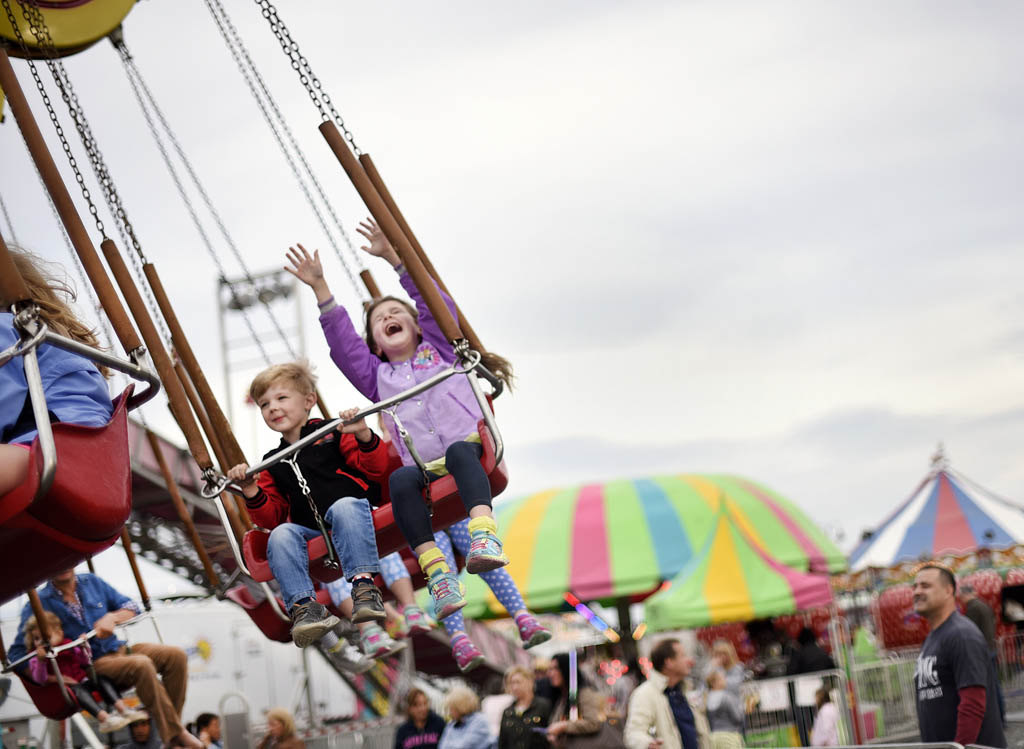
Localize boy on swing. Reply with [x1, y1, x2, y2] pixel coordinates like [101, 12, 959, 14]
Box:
[227, 362, 391, 651]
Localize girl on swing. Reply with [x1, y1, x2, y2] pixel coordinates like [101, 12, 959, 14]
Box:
[285, 219, 550, 671]
[0, 248, 112, 495]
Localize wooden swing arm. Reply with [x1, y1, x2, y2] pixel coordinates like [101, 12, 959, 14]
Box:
[95, 240, 211, 470]
[119, 528, 151, 612]
[359, 269, 381, 299]
[168, 358, 253, 536]
[0, 50, 142, 358]
[358, 152, 485, 355]
[143, 264, 247, 471]
[319, 123, 464, 345]
[144, 430, 221, 590]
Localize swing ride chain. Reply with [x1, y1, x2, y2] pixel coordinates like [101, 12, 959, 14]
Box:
[202, 0, 366, 301]
[9, 0, 175, 350]
[0, 0, 106, 239]
[282, 454, 341, 570]
[251, 0, 361, 155]
[208, 0, 367, 286]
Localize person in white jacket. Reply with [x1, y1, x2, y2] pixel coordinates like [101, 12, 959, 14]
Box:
[625, 639, 710, 749]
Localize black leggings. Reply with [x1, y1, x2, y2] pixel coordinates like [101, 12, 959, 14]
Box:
[390, 441, 490, 548]
[70, 676, 120, 718]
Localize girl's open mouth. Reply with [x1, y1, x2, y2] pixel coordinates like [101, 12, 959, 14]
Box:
[385, 322, 402, 336]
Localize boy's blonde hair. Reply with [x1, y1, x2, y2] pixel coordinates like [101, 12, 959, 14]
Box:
[23, 610, 62, 649]
[248, 360, 317, 403]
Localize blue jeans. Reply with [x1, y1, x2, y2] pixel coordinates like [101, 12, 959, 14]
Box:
[266, 496, 381, 609]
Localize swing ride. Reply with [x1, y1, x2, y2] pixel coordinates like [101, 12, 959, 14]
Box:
[0, 0, 514, 713]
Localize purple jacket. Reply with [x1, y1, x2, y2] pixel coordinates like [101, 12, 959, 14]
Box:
[320, 272, 483, 466]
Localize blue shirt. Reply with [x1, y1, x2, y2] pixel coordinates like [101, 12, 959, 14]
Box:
[0, 312, 111, 444]
[664, 684, 698, 749]
[7, 574, 140, 664]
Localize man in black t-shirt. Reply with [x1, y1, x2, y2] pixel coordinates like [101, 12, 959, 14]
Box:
[912, 563, 1006, 748]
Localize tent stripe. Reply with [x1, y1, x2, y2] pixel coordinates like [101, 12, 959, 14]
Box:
[704, 516, 754, 623]
[738, 479, 825, 571]
[570, 484, 612, 599]
[948, 476, 1014, 548]
[634, 478, 693, 579]
[604, 480, 660, 596]
[931, 473, 976, 554]
[894, 479, 941, 562]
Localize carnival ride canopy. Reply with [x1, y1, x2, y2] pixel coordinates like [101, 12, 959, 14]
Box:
[644, 503, 834, 631]
[849, 463, 1024, 572]
[459, 474, 844, 618]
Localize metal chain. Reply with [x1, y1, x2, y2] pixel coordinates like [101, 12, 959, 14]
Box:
[0, 189, 19, 246]
[207, 0, 367, 290]
[250, 0, 361, 154]
[282, 454, 340, 569]
[113, 42, 274, 364]
[3, 0, 174, 350]
[0, 0, 106, 238]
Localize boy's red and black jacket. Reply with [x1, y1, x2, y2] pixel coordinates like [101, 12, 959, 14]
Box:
[245, 418, 389, 530]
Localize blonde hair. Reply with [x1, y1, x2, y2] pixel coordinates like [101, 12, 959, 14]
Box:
[712, 639, 739, 668]
[23, 610, 62, 649]
[504, 665, 534, 690]
[249, 360, 317, 403]
[264, 707, 296, 738]
[444, 686, 480, 719]
[4, 248, 108, 377]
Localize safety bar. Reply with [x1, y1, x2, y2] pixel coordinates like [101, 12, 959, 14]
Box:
[1, 309, 162, 501]
[2, 627, 98, 674]
[200, 350, 488, 498]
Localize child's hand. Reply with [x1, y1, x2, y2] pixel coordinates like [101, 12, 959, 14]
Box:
[355, 218, 400, 267]
[338, 407, 372, 442]
[285, 243, 323, 286]
[227, 463, 260, 497]
[35, 645, 46, 658]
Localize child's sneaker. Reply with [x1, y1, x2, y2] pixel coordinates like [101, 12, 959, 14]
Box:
[515, 612, 552, 649]
[426, 568, 467, 620]
[387, 613, 410, 640]
[450, 633, 485, 673]
[97, 714, 131, 733]
[123, 709, 149, 723]
[289, 600, 340, 648]
[350, 578, 386, 624]
[360, 623, 407, 659]
[326, 638, 374, 674]
[403, 604, 435, 636]
[465, 518, 509, 574]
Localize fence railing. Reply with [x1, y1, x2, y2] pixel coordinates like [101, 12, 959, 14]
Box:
[738, 669, 854, 747]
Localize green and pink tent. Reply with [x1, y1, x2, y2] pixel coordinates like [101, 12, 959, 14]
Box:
[460, 474, 843, 619]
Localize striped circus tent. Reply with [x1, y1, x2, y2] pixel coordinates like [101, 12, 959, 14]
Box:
[459, 474, 844, 618]
[644, 503, 834, 630]
[849, 452, 1024, 571]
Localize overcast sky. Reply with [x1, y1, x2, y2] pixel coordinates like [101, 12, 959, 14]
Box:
[2, 0, 1024, 564]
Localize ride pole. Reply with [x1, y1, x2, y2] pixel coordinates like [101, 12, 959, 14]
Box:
[359, 269, 381, 299]
[144, 431, 222, 590]
[98, 240, 213, 470]
[358, 152, 485, 353]
[319, 123, 464, 344]
[0, 49, 143, 358]
[120, 528, 151, 612]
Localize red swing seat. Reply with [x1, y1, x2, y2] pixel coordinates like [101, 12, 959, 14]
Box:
[226, 585, 331, 644]
[17, 673, 84, 721]
[0, 387, 134, 606]
[241, 418, 507, 584]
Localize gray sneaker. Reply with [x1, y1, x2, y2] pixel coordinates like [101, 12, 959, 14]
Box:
[290, 601, 340, 648]
[350, 580, 386, 624]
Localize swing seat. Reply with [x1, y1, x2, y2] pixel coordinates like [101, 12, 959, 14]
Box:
[0, 387, 134, 606]
[226, 585, 331, 643]
[241, 419, 506, 584]
[17, 675, 82, 721]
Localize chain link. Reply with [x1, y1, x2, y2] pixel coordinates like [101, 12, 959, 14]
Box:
[1, 0, 106, 237]
[4, 0, 176, 349]
[114, 41, 274, 364]
[283, 454, 340, 569]
[209, 0, 366, 277]
[250, 0, 361, 154]
[204, 0, 366, 301]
